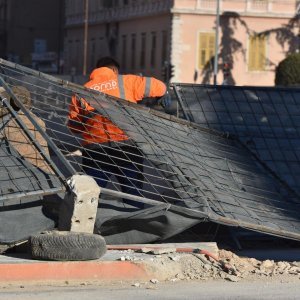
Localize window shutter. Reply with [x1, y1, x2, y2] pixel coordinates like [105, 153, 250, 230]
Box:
[249, 36, 255, 71]
[198, 33, 215, 69]
[258, 36, 266, 70]
[249, 35, 266, 71]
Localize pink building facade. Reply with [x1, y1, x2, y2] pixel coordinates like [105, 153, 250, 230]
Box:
[64, 0, 299, 86]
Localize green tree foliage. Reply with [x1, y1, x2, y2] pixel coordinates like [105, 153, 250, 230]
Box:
[275, 53, 300, 86]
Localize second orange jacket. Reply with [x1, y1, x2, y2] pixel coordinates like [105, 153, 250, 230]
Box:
[68, 67, 166, 145]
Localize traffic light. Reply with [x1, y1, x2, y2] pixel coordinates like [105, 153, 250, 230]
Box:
[168, 64, 174, 80]
[161, 65, 167, 82]
[161, 62, 174, 82]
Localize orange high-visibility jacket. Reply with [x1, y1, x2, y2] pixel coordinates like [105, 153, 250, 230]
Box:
[68, 67, 166, 145]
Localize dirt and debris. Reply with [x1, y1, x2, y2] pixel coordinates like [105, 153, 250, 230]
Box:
[116, 248, 300, 283]
[0, 243, 299, 288]
[140, 247, 177, 255]
[219, 250, 300, 278]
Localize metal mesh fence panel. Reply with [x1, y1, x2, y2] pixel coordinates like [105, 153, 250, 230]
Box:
[0, 79, 65, 206]
[0, 59, 299, 240]
[172, 84, 300, 196]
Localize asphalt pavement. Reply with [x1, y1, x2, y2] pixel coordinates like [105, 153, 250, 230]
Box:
[0, 278, 299, 300]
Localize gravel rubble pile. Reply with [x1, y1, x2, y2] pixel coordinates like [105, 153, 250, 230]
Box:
[118, 248, 300, 283]
[218, 249, 300, 280]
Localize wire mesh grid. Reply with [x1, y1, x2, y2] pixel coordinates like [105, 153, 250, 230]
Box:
[172, 84, 300, 196]
[0, 59, 299, 239]
[0, 83, 65, 205]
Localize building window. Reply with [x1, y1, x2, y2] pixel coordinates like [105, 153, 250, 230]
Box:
[131, 34, 136, 70]
[198, 32, 215, 69]
[90, 38, 96, 70]
[75, 39, 80, 70]
[248, 35, 267, 71]
[140, 32, 146, 69]
[67, 40, 73, 70]
[103, 0, 118, 8]
[122, 35, 127, 70]
[151, 32, 156, 68]
[161, 30, 167, 66]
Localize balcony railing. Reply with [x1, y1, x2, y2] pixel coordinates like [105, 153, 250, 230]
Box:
[247, 0, 270, 12]
[66, 0, 298, 26]
[197, 0, 217, 10]
[66, 0, 173, 26]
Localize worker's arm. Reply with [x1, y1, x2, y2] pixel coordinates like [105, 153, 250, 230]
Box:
[138, 76, 172, 109]
[146, 77, 167, 98]
[68, 95, 94, 134]
[130, 76, 166, 100]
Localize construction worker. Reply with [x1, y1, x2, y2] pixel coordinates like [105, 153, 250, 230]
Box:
[68, 56, 169, 207]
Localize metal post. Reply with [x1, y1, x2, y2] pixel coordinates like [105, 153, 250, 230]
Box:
[164, 60, 170, 83]
[83, 0, 89, 76]
[173, 85, 192, 122]
[57, 0, 63, 74]
[297, 3, 300, 53]
[213, 0, 220, 85]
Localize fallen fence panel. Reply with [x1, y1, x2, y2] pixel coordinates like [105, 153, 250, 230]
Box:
[0, 60, 299, 244]
[171, 84, 300, 196]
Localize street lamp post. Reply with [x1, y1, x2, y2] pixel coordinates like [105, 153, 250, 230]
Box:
[83, 0, 89, 76]
[297, 3, 300, 53]
[213, 0, 220, 85]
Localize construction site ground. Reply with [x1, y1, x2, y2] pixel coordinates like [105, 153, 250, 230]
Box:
[0, 240, 299, 289]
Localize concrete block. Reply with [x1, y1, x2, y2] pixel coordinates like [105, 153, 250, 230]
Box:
[58, 174, 100, 233]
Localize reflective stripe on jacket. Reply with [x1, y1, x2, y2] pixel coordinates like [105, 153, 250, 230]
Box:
[68, 67, 166, 145]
